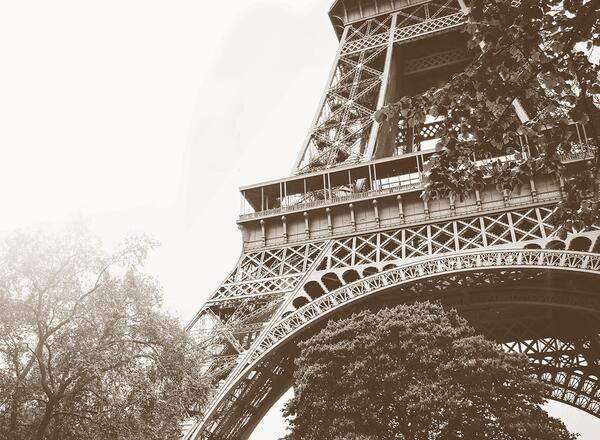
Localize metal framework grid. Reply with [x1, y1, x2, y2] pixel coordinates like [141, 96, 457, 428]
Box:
[190, 247, 600, 440]
[293, 1, 466, 174]
[185, 197, 600, 439]
[183, 1, 600, 438]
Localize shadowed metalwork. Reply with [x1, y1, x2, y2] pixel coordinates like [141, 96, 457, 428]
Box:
[183, 1, 600, 439]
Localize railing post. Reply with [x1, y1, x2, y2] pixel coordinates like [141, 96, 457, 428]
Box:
[281, 216, 288, 243]
[303, 211, 310, 239]
[529, 177, 538, 201]
[260, 219, 266, 246]
[475, 189, 482, 210]
[397, 194, 405, 223]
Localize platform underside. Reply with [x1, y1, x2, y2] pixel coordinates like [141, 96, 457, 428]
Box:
[201, 265, 600, 440]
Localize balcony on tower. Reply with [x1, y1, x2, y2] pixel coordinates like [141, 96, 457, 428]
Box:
[236, 0, 597, 249]
[239, 118, 596, 249]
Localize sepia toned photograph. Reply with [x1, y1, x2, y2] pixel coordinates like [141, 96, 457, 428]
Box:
[1, 1, 599, 439]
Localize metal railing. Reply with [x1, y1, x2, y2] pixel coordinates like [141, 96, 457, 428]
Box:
[239, 143, 594, 223]
[239, 181, 422, 221]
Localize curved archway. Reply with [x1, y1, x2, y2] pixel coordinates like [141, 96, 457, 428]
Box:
[194, 250, 600, 440]
[524, 243, 541, 249]
[304, 281, 325, 300]
[547, 239, 566, 250]
[254, 250, 600, 368]
[292, 296, 309, 309]
[594, 237, 600, 254]
[342, 269, 360, 283]
[363, 266, 379, 277]
[321, 272, 343, 291]
[569, 236, 592, 252]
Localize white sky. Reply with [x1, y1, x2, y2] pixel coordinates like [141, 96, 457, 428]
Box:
[0, 1, 598, 438]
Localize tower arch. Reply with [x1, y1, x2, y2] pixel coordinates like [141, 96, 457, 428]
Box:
[193, 250, 600, 440]
[182, 0, 600, 439]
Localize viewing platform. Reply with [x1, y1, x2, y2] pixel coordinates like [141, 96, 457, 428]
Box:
[237, 133, 595, 249]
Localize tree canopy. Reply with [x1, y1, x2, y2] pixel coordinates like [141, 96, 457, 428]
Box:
[379, 0, 599, 235]
[283, 302, 577, 440]
[0, 226, 209, 440]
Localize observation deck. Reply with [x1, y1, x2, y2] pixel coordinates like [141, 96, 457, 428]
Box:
[328, 0, 436, 37]
[238, 122, 596, 250]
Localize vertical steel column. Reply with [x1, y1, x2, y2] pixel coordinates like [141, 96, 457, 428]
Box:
[364, 13, 398, 160]
[291, 26, 351, 174]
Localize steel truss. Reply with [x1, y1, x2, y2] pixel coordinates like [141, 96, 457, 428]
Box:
[184, 1, 600, 437]
[502, 335, 600, 415]
[293, 0, 466, 173]
[188, 249, 600, 440]
[185, 201, 600, 439]
[190, 205, 565, 362]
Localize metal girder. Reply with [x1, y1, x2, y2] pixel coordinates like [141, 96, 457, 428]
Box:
[183, 1, 600, 438]
[293, 1, 466, 174]
[187, 247, 600, 440]
[184, 198, 600, 439]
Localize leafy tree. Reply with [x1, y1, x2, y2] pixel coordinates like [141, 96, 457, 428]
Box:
[283, 302, 577, 440]
[379, 0, 599, 235]
[0, 226, 209, 440]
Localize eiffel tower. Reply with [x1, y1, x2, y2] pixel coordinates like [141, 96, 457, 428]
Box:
[183, 1, 600, 439]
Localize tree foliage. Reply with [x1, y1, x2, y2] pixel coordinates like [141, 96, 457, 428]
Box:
[0, 226, 209, 440]
[382, 0, 599, 235]
[283, 302, 577, 440]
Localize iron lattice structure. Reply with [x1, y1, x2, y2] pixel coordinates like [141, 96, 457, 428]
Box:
[183, 1, 600, 439]
[292, 0, 466, 173]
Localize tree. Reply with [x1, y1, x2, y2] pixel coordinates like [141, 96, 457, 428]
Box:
[0, 226, 209, 440]
[379, 0, 599, 235]
[283, 302, 577, 440]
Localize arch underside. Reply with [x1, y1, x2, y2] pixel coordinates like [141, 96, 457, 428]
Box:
[199, 262, 600, 440]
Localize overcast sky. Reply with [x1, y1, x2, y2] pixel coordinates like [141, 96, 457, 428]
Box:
[0, 1, 598, 438]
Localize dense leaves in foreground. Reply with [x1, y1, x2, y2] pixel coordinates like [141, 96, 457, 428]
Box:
[380, 0, 599, 235]
[0, 227, 209, 440]
[283, 303, 576, 440]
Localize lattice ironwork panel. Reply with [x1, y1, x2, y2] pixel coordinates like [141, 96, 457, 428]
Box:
[211, 243, 327, 301]
[341, 31, 390, 55]
[404, 48, 470, 75]
[339, 1, 465, 56]
[547, 371, 600, 415]
[223, 242, 325, 285]
[253, 250, 600, 363]
[504, 338, 596, 371]
[212, 276, 303, 301]
[325, 207, 555, 270]
[340, 14, 392, 54]
[296, 43, 387, 173]
[345, 14, 393, 43]
[394, 12, 465, 43]
[503, 337, 600, 416]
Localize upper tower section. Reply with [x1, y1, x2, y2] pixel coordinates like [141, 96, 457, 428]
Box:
[327, 0, 427, 37]
[292, 0, 469, 175]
